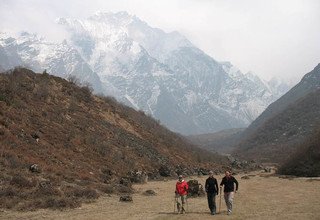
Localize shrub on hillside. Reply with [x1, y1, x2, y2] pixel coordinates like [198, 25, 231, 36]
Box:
[278, 127, 320, 177]
[10, 175, 36, 188]
[33, 85, 50, 101]
[69, 187, 99, 200]
[2, 152, 24, 169]
[99, 185, 115, 194]
[0, 68, 227, 211]
[16, 196, 81, 211]
[67, 75, 80, 85]
[0, 187, 18, 198]
[117, 185, 133, 194]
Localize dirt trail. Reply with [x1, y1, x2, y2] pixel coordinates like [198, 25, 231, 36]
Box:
[1, 171, 320, 220]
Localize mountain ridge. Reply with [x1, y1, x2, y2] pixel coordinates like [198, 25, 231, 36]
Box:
[232, 64, 320, 162]
[0, 11, 290, 134]
[239, 63, 320, 142]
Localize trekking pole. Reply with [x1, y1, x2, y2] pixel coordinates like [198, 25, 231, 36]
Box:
[219, 187, 222, 213]
[186, 196, 189, 213]
[173, 196, 176, 213]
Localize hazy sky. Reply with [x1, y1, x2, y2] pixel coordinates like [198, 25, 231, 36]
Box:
[1, 0, 319, 83]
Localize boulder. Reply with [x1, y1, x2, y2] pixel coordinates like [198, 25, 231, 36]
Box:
[128, 170, 148, 183]
[159, 166, 171, 177]
[119, 177, 132, 187]
[187, 180, 205, 197]
[147, 171, 160, 180]
[39, 180, 52, 188]
[119, 195, 133, 202]
[101, 168, 117, 184]
[29, 164, 41, 173]
[241, 175, 250, 179]
[143, 190, 157, 196]
[31, 133, 40, 142]
[264, 167, 272, 173]
[197, 168, 210, 176]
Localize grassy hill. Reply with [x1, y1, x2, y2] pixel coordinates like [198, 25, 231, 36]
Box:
[231, 64, 320, 163]
[240, 63, 320, 142]
[233, 89, 320, 162]
[0, 68, 228, 210]
[278, 127, 320, 177]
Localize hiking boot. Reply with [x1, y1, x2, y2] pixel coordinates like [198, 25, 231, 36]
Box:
[177, 203, 181, 213]
[227, 210, 232, 215]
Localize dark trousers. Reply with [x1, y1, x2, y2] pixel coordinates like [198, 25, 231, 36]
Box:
[207, 193, 216, 214]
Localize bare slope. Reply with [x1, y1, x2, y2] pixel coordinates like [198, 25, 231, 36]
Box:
[232, 64, 320, 162]
[279, 127, 320, 177]
[233, 89, 320, 162]
[0, 68, 227, 210]
[239, 64, 320, 143]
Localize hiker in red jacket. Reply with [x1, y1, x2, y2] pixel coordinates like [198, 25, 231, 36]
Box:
[175, 175, 189, 214]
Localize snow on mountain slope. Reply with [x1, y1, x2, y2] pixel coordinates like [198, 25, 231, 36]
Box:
[0, 32, 104, 93]
[0, 12, 290, 134]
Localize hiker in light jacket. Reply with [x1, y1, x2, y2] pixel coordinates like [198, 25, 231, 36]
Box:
[220, 170, 238, 215]
[175, 175, 189, 214]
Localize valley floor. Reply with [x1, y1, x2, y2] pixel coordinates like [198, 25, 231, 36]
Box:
[1, 171, 320, 220]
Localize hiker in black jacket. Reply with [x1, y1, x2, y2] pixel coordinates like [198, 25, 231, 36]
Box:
[205, 171, 219, 215]
[220, 170, 238, 215]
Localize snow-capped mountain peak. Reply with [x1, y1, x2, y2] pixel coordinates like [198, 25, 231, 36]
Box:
[221, 61, 244, 78]
[0, 11, 290, 135]
[89, 11, 139, 26]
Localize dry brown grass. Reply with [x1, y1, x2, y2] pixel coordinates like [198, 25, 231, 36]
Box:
[1, 171, 319, 220]
[0, 68, 229, 211]
[278, 126, 320, 177]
